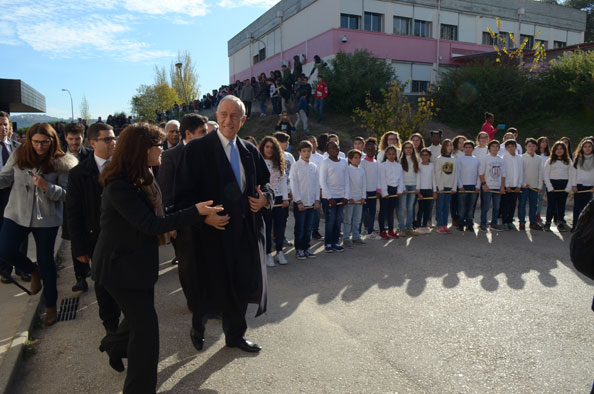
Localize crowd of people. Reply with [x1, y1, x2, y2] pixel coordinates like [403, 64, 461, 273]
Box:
[0, 103, 592, 394]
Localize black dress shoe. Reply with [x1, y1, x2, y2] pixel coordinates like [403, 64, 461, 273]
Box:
[72, 278, 89, 293]
[99, 344, 125, 372]
[171, 258, 179, 265]
[17, 271, 31, 282]
[0, 275, 11, 284]
[226, 338, 261, 353]
[312, 231, 322, 240]
[190, 328, 204, 351]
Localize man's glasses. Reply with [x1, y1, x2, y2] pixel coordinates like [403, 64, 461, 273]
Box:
[94, 137, 116, 143]
[31, 139, 51, 146]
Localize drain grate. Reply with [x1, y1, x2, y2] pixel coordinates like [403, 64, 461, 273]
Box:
[57, 297, 80, 321]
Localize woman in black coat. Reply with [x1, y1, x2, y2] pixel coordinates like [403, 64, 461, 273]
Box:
[92, 123, 222, 394]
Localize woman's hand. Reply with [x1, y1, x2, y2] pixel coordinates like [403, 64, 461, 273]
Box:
[195, 200, 224, 216]
[32, 174, 49, 192]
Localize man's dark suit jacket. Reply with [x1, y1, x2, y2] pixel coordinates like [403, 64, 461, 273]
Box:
[62, 146, 93, 240]
[157, 142, 184, 211]
[174, 130, 273, 316]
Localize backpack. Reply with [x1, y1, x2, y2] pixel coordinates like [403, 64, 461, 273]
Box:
[570, 199, 594, 280]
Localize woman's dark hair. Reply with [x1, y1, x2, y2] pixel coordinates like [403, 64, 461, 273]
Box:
[259, 136, 286, 174]
[452, 135, 466, 154]
[16, 123, 65, 173]
[573, 137, 594, 169]
[100, 123, 164, 187]
[382, 145, 398, 162]
[549, 141, 570, 165]
[400, 141, 419, 172]
[441, 138, 453, 156]
[560, 136, 573, 159]
[317, 133, 329, 153]
[536, 136, 550, 156]
[410, 133, 425, 153]
[379, 131, 401, 151]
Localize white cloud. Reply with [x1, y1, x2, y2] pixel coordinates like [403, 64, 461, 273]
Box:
[123, 0, 209, 17]
[217, 0, 279, 9]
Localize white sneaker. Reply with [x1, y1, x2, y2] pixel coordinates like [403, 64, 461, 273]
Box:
[367, 232, 382, 240]
[266, 254, 275, 267]
[275, 251, 288, 265]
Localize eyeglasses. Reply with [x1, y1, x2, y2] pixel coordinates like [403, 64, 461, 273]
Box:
[94, 137, 116, 143]
[31, 139, 51, 146]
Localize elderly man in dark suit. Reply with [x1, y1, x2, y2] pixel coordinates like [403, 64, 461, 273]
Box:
[174, 95, 273, 353]
[157, 113, 207, 322]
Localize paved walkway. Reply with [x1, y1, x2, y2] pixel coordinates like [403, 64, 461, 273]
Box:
[4, 213, 594, 394]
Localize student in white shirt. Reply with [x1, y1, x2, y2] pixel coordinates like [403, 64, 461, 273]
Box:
[543, 141, 573, 232]
[320, 141, 349, 252]
[343, 150, 367, 247]
[259, 137, 289, 266]
[536, 136, 551, 221]
[451, 135, 466, 227]
[435, 139, 457, 233]
[509, 128, 523, 155]
[479, 139, 505, 231]
[519, 138, 544, 231]
[353, 136, 365, 152]
[456, 140, 481, 231]
[398, 141, 419, 236]
[501, 140, 523, 230]
[322, 134, 346, 159]
[378, 146, 404, 239]
[498, 132, 515, 156]
[428, 130, 442, 162]
[306, 135, 324, 241]
[377, 131, 401, 163]
[410, 133, 425, 159]
[415, 148, 437, 234]
[474, 131, 489, 162]
[571, 137, 594, 230]
[360, 138, 381, 238]
[290, 140, 320, 260]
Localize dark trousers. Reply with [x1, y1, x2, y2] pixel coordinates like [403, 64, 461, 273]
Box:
[573, 184, 593, 227]
[321, 199, 344, 245]
[272, 97, 281, 114]
[500, 192, 519, 224]
[416, 189, 434, 227]
[264, 196, 287, 253]
[378, 186, 398, 232]
[72, 250, 90, 280]
[0, 219, 59, 307]
[293, 205, 315, 251]
[546, 179, 569, 224]
[245, 101, 252, 118]
[105, 285, 159, 394]
[174, 227, 201, 328]
[362, 191, 377, 234]
[457, 186, 478, 227]
[450, 191, 459, 222]
[95, 281, 121, 333]
[312, 205, 321, 233]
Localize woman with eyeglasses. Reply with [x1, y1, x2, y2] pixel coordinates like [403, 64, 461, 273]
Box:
[0, 123, 78, 326]
[92, 122, 223, 394]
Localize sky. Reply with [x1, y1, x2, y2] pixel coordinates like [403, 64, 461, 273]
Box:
[0, 0, 279, 120]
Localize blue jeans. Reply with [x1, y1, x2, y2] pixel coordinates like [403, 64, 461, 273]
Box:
[314, 98, 325, 122]
[293, 205, 315, 251]
[312, 206, 321, 233]
[436, 188, 452, 227]
[537, 184, 547, 216]
[450, 191, 459, 222]
[343, 203, 363, 241]
[518, 188, 539, 224]
[259, 99, 267, 115]
[0, 219, 59, 308]
[398, 185, 417, 230]
[481, 191, 502, 226]
[378, 186, 399, 231]
[457, 185, 478, 227]
[362, 191, 377, 234]
[322, 199, 344, 245]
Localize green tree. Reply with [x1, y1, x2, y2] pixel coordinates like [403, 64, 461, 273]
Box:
[131, 83, 179, 121]
[169, 51, 199, 105]
[353, 81, 438, 142]
[565, 0, 594, 42]
[321, 49, 394, 114]
[544, 49, 594, 111]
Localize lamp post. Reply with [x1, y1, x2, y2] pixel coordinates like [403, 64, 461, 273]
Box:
[175, 62, 189, 105]
[61, 88, 74, 122]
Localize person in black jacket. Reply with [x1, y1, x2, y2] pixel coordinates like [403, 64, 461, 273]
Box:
[174, 95, 273, 354]
[66, 122, 121, 332]
[92, 123, 222, 394]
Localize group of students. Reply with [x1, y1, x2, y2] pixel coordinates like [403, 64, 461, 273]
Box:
[257, 128, 594, 264]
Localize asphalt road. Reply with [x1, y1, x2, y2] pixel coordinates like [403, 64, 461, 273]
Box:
[7, 219, 594, 394]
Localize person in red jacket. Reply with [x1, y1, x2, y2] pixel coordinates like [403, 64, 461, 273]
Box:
[313, 76, 328, 123]
[480, 112, 497, 141]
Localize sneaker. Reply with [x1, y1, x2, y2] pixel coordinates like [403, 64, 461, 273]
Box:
[437, 226, 448, 234]
[530, 222, 544, 231]
[466, 225, 474, 232]
[479, 224, 488, 232]
[406, 229, 419, 236]
[343, 239, 354, 248]
[304, 249, 317, 259]
[283, 238, 293, 247]
[557, 222, 569, 232]
[324, 244, 334, 253]
[452, 219, 460, 228]
[332, 244, 345, 252]
[425, 227, 434, 233]
[508, 223, 518, 231]
[312, 231, 322, 240]
[443, 227, 452, 234]
[352, 238, 366, 245]
[543, 223, 552, 232]
[490, 224, 504, 232]
[275, 251, 288, 265]
[519, 222, 526, 231]
[266, 254, 276, 267]
[296, 250, 307, 260]
[388, 230, 399, 239]
[379, 231, 389, 240]
[536, 213, 542, 223]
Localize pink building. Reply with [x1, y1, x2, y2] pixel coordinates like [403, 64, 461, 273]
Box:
[228, 0, 586, 93]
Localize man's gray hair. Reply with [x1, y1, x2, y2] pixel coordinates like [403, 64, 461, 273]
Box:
[207, 121, 219, 127]
[165, 119, 180, 129]
[217, 95, 246, 117]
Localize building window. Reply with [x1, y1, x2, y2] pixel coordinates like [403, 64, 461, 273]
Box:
[412, 80, 429, 93]
[393, 16, 411, 35]
[498, 32, 513, 48]
[340, 13, 360, 30]
[536, 39, 548, 50]
[482, 32, 495, 45]
[253, 47, 265, 64]
[520, 34, 534, 49]
[414, 20, 431, 38]
[364, 12, 383, 33]
[554, 40, 566, 49]
[440, 24, 458, 41]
